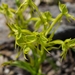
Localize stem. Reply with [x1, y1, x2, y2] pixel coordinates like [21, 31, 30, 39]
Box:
[36, 47, 46, 75]
[45, 13, 63, 36]
[16, 0, 29, 13]
[29, 0, 41, 16]
[30, 0, 50, 28]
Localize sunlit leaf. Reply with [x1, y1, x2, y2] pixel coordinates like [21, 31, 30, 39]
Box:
[16, 0, 29, 13]
[50, 40, 63, 45]
[59, 2, 68, 14]
[23, 46, 30, 54]
[34, 19, 41, 30]
[25, 35, 36, 43]
[66, 14, 75, 20]
[67, 39, 75, 47]
[43, 11, 52, 21]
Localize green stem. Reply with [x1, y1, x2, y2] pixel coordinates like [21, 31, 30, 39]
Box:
[36, 47, 46, 75]
[45, 13, 63, 36]
[29, 0, 41, 16]
[30, 0, 50, 27]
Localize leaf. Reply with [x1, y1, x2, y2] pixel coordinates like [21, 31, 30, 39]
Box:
[64, 38, 71, 43]
[50, 40, 63, 45]
[15, 0, 21, 7]
[0, 6, 4, 13]
[16, 49, 22, 59]
[47, 46, 59, 51]
[48, 22, 60, 41]
[2, 3, 8, 9]
[25, 35, 36, 43]
[2, 61, 36, 74]
[16, 36, 26, 47]
[16, 32, 22, 40]
[23, 46, 30, 54]
[61, 50, 67, 60]
[61, 38, 72, 59]
[34, 19, 41, 30]
[43, 11, 52, 21]
[21, 29, 32, 35]
[0, 3, 14, 18]
[40, 34, 48, 43]
[11, 25, 22, 40]
[67, 39, 75, 47]
[66, 14, 75, 21]
[61, 46, 68, 59]
[3, 3, 14, 18]
[16, 0, 29, 13]
[62, 43, 68, 51]
[59, 2, 68, 14]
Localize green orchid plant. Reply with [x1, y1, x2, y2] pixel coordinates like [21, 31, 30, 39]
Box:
[1, 0, 75, 75]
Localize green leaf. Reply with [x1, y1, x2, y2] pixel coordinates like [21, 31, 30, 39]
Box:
[48, 22, 60, 41]
[16, 0, 29, 13]
[25, 35, 36, 43]
[2, 3, 8, 9]
[67, 39, 75, 47]
[40, 34, 48, 43]
[3, 4, 14, 18]
[21, 29, 32, 35]
[16, 49, 21, 59]
[43, 11, 52, 21]
[62, 43, 68, 51]
[16, 35, 26, 47]
[66, 14, 75, 20]
[0, 3, 14, 18]
[50, 40, 63, 45]
[0, 6, 4, 13]
[10, 24, 22, 40]
[34, 19, 41, 30]
[2, 61, 36, 74]
[61, 38, 72, 59]
[23, 46, 30, 54]
[61, 50, 68, 60]
[59, 2, 68, 14]
[64, 38, 71, 43]
[36, 33, 47, 46]
[15, 0, 21, 7]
